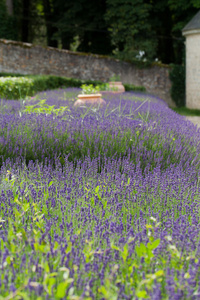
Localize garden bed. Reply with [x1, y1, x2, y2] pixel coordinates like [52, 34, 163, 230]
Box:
[0, 89, 200, 299]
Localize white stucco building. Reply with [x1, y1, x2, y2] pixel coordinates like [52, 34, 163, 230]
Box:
[182, 10, 200, 109]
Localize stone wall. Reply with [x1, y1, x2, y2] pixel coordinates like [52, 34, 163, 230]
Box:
[183, 32, 200, 109]
[0, 39, 174, 106]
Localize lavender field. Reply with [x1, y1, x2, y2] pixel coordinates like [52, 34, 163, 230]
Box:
[1, 88, 200, 300]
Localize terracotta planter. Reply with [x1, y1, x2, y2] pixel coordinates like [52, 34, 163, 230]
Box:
[74, 94, 106, 107]
[108, 81, 125, 93]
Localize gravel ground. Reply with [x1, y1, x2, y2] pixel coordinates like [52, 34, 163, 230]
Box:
[185, 116, 200, 128]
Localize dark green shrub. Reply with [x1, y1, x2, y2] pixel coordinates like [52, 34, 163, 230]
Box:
[29, 76, 102, 92]
[0, 73, 146, 99]
[169, 64, 185, 107]
[124, 83, 146, 92]
[0, 72, 24, 77]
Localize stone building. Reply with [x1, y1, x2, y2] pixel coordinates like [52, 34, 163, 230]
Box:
[182, 10, 200, 109]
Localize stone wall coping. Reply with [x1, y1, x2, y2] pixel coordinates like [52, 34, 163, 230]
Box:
[0, 39, 122, 62]
[0, 38, 171, 69]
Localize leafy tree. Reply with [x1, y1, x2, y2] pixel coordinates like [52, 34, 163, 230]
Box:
[21, 0, 31, 42]
[54, 0, 113, 54]
[105, 0, 157, 63]
[52, 0, 80, 50]
[2, 0, 200, 65]
[76, 0, 113, 54]
[4, 0, 46, 44]
[167, 0, 200, 64]
[146, 0, 175, 64]
[0, 0, 18, 40]
[42, 0, 58, 47]
[105, 0, 200, 64]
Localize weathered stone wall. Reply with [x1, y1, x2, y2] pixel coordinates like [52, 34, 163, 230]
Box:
[183, 32, 200, 109]
[0, 39, 174, 106]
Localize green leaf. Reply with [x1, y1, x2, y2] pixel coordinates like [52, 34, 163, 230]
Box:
[47, 277, 56, 295]
[0, 239, 4, 250]
[147, 239, 160, 250]
[135, 243, 147, 257]
[65, 242, 72, 254]
[98, 285, 108, 297]
[155, 270, 164, 277]
[54, 241, 60, 251]
[56, 280, 73, 298]
[111, 244, 121, 251]
[91, 197, 95, 206]
[95, 186, 99, 193]
[16, 291, 30, 300]
[103, 199, 108, 209]
[122, 243, 129, 262]
[22, 202, 30, 212]
[44, 261, 50, 273]
[136, 290, 148, 298]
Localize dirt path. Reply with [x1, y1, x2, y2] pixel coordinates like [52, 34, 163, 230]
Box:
[185, 116, 200, 128]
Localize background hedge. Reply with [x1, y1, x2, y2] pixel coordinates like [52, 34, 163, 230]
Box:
[0, 73, 146, 99]
[169, 64, 185, 107]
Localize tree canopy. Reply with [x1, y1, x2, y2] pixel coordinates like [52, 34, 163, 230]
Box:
[1, 0, 200, 65]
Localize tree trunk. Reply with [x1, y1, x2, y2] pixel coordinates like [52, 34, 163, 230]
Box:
[5, 0, 13, 15]
[42, 0, 58, 47]
[21, 0, 30, 42]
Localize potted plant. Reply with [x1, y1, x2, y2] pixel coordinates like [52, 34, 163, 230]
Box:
[108, 74, 125, 93]
[74, 84, 106, 107]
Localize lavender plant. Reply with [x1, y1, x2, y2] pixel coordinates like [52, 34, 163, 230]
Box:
[0, 88, 200, 299]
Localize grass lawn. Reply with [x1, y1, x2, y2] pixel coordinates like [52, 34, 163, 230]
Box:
[0, 88, 200, 299]
[170, 106, 200, 116]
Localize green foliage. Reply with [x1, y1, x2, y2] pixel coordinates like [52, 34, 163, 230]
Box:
[54, 0, 113, 54]
[168, 0, 200, 10]
[0, 0, 18, 40]
[99, 83, 110, 91]
[29, 75, 81, 91]
[109, 74, 120, 81]
[0, 72, 24, 77]
[109, 219, 164, 298]
[0, 77, 33, 99]
[80, 84, 100, 94]
[169, 64, 185, 107]
[192, 0, 200, 8]
[1, 0, 199, 66]
[0, 75, 77, 99]
[123, 84, 146, 92]
[170, 107, 200, 116]
[166, 0, 199, 64]
[22, 99, 70, 116]
[0, 73, 146, 99]
[81, 83, 125, 93]
[105, 0, 157, 63]
[0, 74, 101, 99]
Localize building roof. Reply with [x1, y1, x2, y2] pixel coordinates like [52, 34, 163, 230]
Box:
[182, 10, 200, 32]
